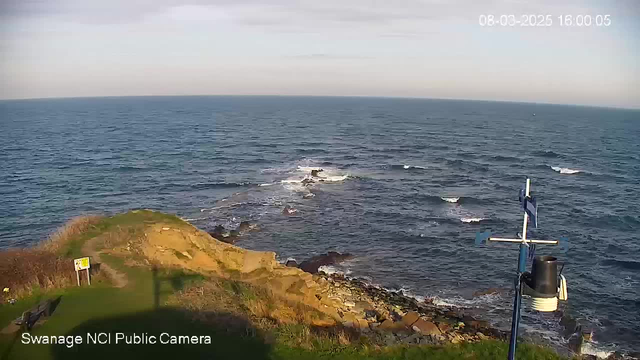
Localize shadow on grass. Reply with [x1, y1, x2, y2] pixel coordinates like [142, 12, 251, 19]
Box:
[49, 307, 271, 360]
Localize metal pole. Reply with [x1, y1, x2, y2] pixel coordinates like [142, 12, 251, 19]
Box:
[508, 178, 530, 360]
[87, 268, 91, 286]
[76, 270, 80, 286]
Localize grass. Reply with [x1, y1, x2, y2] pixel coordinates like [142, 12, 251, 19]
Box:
[1, 210, 569, 360]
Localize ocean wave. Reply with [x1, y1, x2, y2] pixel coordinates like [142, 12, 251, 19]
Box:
[533, 150, 562, 158]
[258, 183, 276, 187]
[388, 164, 426, 171]
[318, 175, 349, 182]
[431, 293, 506, 309]
[488, 155, 520, 162]
[441, 197, 460, 203]
[460, 217, 486, 223]
[551, 166, 582, 174]
[181, 217, 207, 222]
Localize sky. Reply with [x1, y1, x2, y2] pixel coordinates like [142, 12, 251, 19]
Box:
[1, 0, 639, 108]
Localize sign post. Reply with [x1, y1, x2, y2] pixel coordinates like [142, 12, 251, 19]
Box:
[73, 257, 91, 286]
[475, 178, 568, 360]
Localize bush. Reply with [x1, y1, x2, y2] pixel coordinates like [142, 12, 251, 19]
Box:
[39, 215, 104, 253]
[0, 249, 76, 300]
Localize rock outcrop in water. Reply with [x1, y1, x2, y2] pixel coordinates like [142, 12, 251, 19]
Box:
[207, 221, 257, 244]
[298, 251, 354, 274]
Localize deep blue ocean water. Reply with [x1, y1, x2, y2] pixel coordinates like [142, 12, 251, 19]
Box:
[1, 96, 639, 354]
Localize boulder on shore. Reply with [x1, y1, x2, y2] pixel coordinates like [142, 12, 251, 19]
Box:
[298, 251, 354, 274]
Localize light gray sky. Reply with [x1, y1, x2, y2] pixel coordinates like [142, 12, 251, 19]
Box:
[1, 0, 639, 108]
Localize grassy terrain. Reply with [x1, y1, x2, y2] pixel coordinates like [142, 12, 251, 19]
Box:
[0, 211, 568, 360]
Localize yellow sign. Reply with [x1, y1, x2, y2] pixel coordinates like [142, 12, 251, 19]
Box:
[74, 257, 90, 271]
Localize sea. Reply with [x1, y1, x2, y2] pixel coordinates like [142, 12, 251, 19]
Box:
[1, 96, 639, 356]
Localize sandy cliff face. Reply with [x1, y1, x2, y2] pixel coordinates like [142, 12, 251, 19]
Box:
[127, 222, 342, 321]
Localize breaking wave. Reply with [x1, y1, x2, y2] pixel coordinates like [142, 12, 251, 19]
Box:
[460, 217, 486, 223]
[441, 197, 460, 203]
[551, 166, 582, 175]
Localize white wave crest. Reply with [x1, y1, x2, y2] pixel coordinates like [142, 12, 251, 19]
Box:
[182, 217, 206, 222]
[551, 166, 581, 174]
[403, 165, 426, 170]
[441, 197, 460, 203]
[461, 217, 485, 223]
[318, 175, 349, 182]
[317, 265, 352, 275]
[258, 183, 275, 187]
[297, 166, 323, 172]
[431, 293, 505, 309]
[580, 342, 614, 359]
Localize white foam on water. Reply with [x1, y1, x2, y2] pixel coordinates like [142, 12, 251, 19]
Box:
[461, 217, 485, 223]
[551, 166, 582, 174]
[581, 342, 614, 359]
[318, 265, 352, 275]
[259, 183, 275, 187]
[403, 165, 426, 170]
[318, 174, 349, 182]
[430, 293, 506, 309]
[297, 166, 323, 172]
[182, 217, 206, 222]
[441, 197, 460, 203]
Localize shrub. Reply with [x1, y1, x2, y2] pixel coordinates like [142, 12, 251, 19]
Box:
[39, 215, 104, 253]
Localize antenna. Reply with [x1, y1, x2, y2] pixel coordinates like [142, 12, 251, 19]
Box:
[475, 178, 569, 360]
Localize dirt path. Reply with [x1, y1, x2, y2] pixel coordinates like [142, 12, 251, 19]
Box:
[82, 237, 128, 288]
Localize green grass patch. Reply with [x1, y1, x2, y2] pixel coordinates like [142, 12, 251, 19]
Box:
[60, 210, 186, 258]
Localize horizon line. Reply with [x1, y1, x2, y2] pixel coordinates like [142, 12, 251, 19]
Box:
[1, 94, 638, 111]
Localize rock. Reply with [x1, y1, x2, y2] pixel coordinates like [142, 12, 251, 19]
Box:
[282, 205, 298, 215]
[605, 351, 625, 360]
[401, 333, 422, 344]
[377, 319, 408, 333]
[401, 311, 420, 327]
[237, 221, 253, 232]
[344, 300, 356, 307]
[311, 169, 324, 177]
[469, 320, 490, 330]
[412, 319, 441, 336]
[354, 300, 374, 312]
[209, 225, 227, 239]
[449, 333, 465, 344]
[298, 251, 354, 274]
[568, 333, 584, 354]
[437, 322, 452, 333]
[356, 319, 369, 330]
[476, 332, 489, 340]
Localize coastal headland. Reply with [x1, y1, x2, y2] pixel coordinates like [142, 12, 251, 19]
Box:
[0, 210, 592, 359]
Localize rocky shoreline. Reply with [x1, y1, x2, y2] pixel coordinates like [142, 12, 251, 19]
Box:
[283, 252, 635, 360]
[312, 271, 507, 347]
[202, 217, 634, 359]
